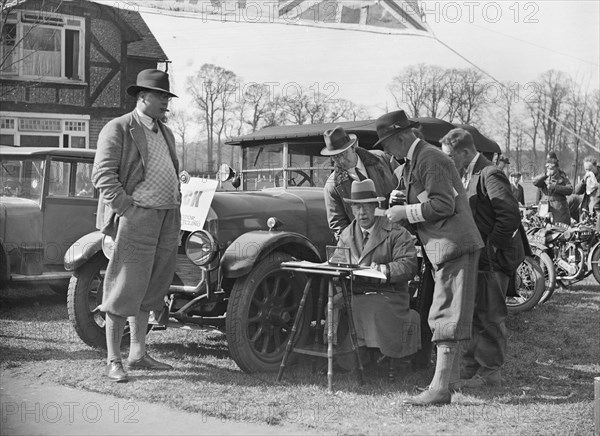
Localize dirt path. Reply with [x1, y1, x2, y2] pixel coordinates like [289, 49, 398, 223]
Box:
[0, 370, 313, 435]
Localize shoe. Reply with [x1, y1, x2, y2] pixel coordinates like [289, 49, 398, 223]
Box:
[460, 367, 478, 380]
[105, 361, 128, 383]
[125, 353, 173, 371]
[403, 388, 451, 406]
[461, 372, 502, 389]
[448, 381, 464, 392]
[416, 382, 462, 393]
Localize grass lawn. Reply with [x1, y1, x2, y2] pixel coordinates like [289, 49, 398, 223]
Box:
[1, 278, 598, 435]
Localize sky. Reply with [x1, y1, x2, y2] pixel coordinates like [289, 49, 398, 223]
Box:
[134, 1, 600, 117]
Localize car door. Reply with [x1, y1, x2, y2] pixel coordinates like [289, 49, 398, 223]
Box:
[42, 157, 97, 268]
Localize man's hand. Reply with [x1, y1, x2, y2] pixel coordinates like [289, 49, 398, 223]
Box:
[389, 189, 406, 206]
[385, 205, 408, 222]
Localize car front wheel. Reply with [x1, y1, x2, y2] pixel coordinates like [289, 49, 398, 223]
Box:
[226, 251, 312, 373]
[67, 254, 109, 348]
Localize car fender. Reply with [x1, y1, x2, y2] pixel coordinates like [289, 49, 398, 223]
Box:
[64, 231, 104, 271]
[221, 231, 321, 279]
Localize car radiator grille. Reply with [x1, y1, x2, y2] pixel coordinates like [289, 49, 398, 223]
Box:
[175, 253, 203, 287]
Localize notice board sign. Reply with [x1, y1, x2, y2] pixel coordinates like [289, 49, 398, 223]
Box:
[180, 178, 219, 232]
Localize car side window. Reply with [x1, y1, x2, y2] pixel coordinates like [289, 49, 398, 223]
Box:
[75, 162, 94, 197]
[288, 144, 333, 188]
[48, 161, 71, 197]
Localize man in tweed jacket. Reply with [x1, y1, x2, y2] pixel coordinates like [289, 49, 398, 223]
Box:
[322, 126, 398, 240]
[93, 69, 181, 382]
[375, 110, 483, 406]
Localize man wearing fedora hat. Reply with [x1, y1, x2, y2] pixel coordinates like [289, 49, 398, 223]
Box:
[374, 110, 483, 405]
[441, 128, 525, 390]
[322, 125, 398, 239]
[496, 156, 510, 173]
[92, 69, 181, 382]
[333, 179, 420, 370]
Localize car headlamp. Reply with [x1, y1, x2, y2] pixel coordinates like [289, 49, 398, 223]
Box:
[101, 235, 115, 260]
[267, 217, 283, 231]
[185, 230, 218, 266]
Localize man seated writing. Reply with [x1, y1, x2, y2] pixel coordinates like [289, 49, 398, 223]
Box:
[334, 179, 420, 371]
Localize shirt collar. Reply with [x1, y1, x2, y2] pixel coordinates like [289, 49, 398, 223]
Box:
[407, 138, 420, 161]
[360, 223, 375, 235]
[464, 152, 480, 178]
[355, 155, 366, 175]
[136, 108, 155, 131]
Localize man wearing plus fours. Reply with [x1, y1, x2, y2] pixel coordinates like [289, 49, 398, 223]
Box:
[374, 110, 483, 406]
[93, 69, 181, 382]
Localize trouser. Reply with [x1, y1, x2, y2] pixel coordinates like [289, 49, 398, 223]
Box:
[463, 270, 510, 376]
[429, 249, 480, 342]
[101, 206, 181, 317]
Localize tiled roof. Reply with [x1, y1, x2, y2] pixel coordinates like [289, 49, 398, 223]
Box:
[120, 10, 168, 61]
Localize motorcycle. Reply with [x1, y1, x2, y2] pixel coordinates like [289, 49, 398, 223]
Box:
[527, 216, 600, 303]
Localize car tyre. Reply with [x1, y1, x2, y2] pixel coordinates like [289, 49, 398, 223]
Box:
[67, 254, 151, 349]
[68, 254, 109, 348]
[226, 251, 312, 373]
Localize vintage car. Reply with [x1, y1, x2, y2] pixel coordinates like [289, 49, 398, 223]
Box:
[0, 146, 97, 292]
[65, 118, 505, 373]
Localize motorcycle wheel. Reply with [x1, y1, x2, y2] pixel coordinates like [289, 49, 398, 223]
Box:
[506, 256, 545, 314]
[592, 246, 600, 285]
[226, 251, 312, 373]
[67, 254, 147, 349]
[536, 252, 557, 304]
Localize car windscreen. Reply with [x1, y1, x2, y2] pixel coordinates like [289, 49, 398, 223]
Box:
[0, 157, 45, 205]
[240, 142, 333, 190]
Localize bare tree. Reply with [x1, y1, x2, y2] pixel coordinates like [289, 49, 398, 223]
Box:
[262, 96, 286, 128]
[242, 83, 273, 133]
[495, 81, 520, 158]
[167, 107, 195, 171]
[564, 75, 592, 179]
[280, 86, 310, 125]
[455, 68, 487, 125]
[422, 65, 448, 118]
[388, 63, 430, 117]
[323, 98, 368, 123]
[187, 63, 238, 174]
[535, 70, 569, 155]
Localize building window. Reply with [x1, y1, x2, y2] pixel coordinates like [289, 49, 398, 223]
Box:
[0, 114, 89, 148]
[1, 11, 85, 81]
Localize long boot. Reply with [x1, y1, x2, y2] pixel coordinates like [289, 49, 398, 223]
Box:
[403, 341, 457, 405]
[105, 313, 128, 383]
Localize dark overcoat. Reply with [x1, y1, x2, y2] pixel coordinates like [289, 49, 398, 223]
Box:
[533, 169, 573, 225]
